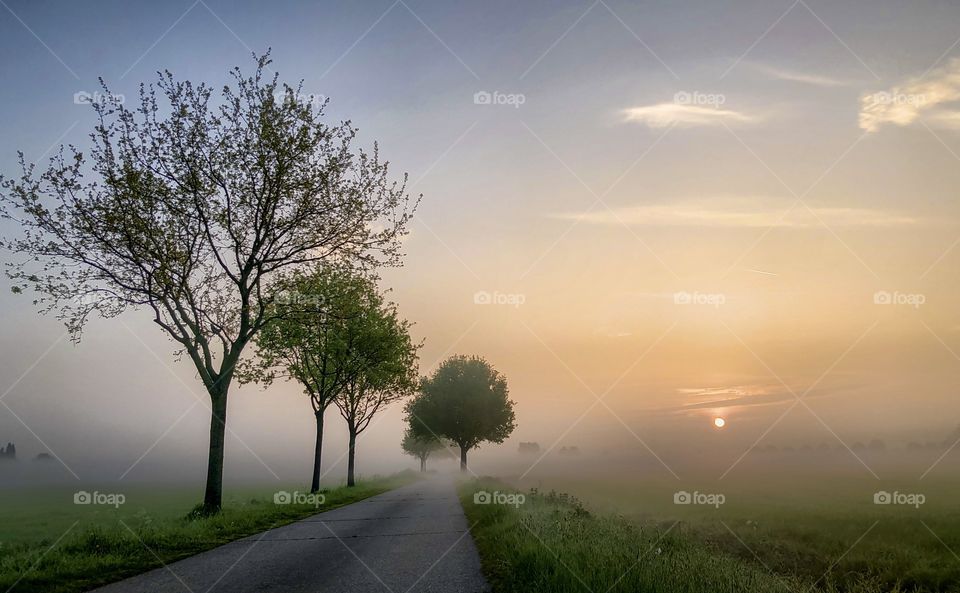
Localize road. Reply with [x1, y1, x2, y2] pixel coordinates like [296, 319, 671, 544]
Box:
[91, 475, 489, 593]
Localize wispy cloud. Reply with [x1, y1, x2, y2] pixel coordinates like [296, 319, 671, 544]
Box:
[750, 63, 850, 87]
[553, 198, 926, 229]
[677, 386, 767, 399]
[622, 103, 753, 128]
[650, 384, 838, 415]
[674, 385, 798, 411]
[860, 57, 960, 132]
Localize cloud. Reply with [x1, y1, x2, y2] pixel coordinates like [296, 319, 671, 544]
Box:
[677, 386, 766, 399]
[750, 63, 850, 87]
[652, 383, 842, 415]
[622, 103, 753, 128]
[673, 389, 829, 412]
[552, 198, 925, 229]
[859, 58, 960, 132]
[639, 385, 816, 416]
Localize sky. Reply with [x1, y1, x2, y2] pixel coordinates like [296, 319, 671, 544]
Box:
[1, 0, 960, 488]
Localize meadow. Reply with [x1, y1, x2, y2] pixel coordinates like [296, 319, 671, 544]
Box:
[0, 472, 417, 593]
[461, 466, 960, 593]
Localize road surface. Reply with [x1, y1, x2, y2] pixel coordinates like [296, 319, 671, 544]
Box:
[91, 475, 489, 593]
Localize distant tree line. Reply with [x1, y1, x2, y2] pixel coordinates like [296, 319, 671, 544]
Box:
[518, 442, 540, 454]
[0, 443, 57, 463]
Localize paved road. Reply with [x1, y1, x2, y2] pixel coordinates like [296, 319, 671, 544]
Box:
[91, 475, 489, 593]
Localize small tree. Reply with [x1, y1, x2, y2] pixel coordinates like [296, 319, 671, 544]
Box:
[238, 265, 374, 493]
[406, 355, 515, 472]
[401, 429, 447, 472]
[334, 288, 419, 486]
[0, 54, 416, 513]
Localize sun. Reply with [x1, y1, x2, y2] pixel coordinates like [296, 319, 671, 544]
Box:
[713, 417, 726, 429]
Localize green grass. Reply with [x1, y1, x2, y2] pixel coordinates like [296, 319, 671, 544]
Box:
[0, 472, 418, 593]
[459, 477, 959, 593]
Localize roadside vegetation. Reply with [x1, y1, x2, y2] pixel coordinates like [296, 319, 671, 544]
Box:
[459, 477, 958, 593]
[0, 472, 417, 593]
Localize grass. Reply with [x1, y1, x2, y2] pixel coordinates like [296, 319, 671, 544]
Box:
[0, 471, 418, 593]
[459, 477, 960, 593]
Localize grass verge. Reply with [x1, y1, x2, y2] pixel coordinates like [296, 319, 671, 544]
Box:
[458, 478, 928, 593]
[519, 474, 960, 593]
[0, 471, 418, 593]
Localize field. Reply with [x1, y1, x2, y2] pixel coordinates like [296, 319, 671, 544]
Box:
[0, 472, 418, 593]
[460, 471, 960, 593]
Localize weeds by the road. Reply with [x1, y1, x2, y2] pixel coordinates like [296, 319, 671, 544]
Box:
[459, 478, 938, 593]
[0, 472, 417, 593]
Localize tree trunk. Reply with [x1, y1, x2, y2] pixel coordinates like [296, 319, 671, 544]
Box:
[347, 429, 357, 487]
[420, 456, 426, 472]
[310, 409, 325, 493]
[460, 445, 468, 472]
[202, 387, 228, 513]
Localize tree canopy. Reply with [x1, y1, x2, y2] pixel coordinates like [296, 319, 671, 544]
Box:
[406, 355, 515, 470]
[238, 265, 378, 410]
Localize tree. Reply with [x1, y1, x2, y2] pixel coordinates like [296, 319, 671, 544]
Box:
[0, 54, 416, 513]
[401, 429, 447, 472]
[237, 265, 374, 493]
[334, 287, 419, 486]
[406, 355, 516, 472]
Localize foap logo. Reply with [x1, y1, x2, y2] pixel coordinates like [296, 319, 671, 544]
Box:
[275, 91, 326, 108]
[874, 490, 925, 508]
[673, 291, 726, 308]
[474, 290, 525, 308]
[473, 90, 526, 108]
[273, 490, 325, 507]
[673, 91, 726, 108]
[274, 290, 326, 308]
[74, 490, 126, 508]
[473, 490, 526, 507]
[674, 490, 725, 508]
[873, 290, 925, 308]
[866, 91, 926, 107]
[74, 91, 125, 106]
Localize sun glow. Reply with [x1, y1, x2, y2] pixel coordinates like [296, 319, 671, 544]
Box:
[713, 417, 726, 428]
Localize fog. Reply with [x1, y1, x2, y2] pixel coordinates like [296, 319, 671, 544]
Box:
[2, 285, 954, 493]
